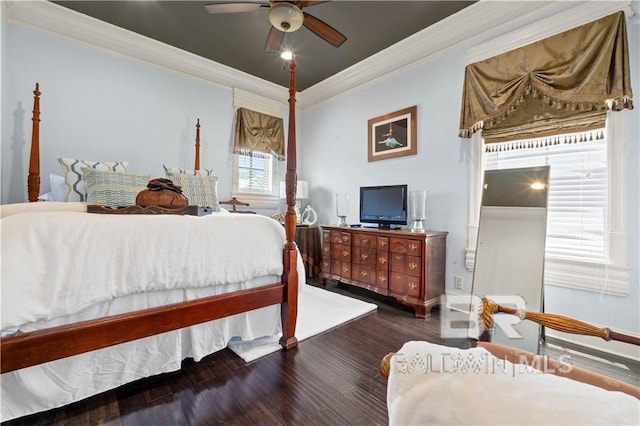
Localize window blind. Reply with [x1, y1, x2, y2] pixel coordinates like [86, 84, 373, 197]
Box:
[237, 151, 273, 193]
[485, 132, 608, 262]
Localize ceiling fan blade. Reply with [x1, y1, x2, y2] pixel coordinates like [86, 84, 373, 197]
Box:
[294, 1, 329, 8]
[303, 12, 346, 48]
[204, 1, 269, 14]
[265, 26, 285, 53]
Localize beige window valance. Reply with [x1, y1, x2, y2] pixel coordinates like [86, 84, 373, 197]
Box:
[458, 11, 633, 143]
[234, 107, 285, 159]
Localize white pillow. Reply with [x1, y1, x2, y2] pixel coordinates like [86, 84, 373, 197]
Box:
[58, 157, 129, 202]
[49, 173, 67, 202]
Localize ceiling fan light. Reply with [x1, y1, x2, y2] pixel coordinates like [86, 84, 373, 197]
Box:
[268, 2, 304, 33]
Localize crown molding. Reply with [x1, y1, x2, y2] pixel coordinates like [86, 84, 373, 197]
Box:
[466, 1, 634, 63]
[298, 0, 540, 108]
[298, 1, 635, 108]
[4, 1, 634, 110]
[4, 0, 288, 104]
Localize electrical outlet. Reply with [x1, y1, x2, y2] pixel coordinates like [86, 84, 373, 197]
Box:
[454, 276, 463, 290]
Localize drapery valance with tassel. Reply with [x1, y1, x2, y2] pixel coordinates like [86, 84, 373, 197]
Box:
[458, 11, 633, 144]
[234, 107, 285, 159]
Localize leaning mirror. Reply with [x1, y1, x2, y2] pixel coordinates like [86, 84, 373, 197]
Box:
[471, 166, 550, 353]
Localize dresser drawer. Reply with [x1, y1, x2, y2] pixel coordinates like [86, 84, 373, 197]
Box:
[390, 238, 422, 255]
[390, 272, 421, 298]
[322, 242, 331, 258]
[354, 233, 376, 248]
[391, 254, 422, 277]
[356, 265, 376, 285]
[377, 236, 389, 251]
[331, 245, 351, 263]
[357, 248, 376, 267]
[376, 251, 389, 270]
[376, 270, 389, 290]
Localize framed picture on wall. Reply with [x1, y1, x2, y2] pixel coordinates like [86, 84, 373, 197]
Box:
[367, 105, 417, 162]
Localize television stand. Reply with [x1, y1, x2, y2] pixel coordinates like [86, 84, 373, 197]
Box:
[320, 225, 448, 318]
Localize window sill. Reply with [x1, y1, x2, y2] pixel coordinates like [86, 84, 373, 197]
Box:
[465, 249, 629, 296]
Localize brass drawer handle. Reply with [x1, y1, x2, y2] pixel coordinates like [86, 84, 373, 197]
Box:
[379, 276, 386, 282]
[378, 257, 386, 264]
[343, 267, 349, 273]
[395, 255, 402, 261]
[379, 240, 387, 247]
[361, 238, 369, 245]
[361, 271, 368, 277]
[409, 243, 418, 251]
[323, 247, 329, 253]
[361, 253, 369, 260]
[343, 250, 349, 257]
[408, 282, 417, 290]
[342, 236, 349, 242]
[409, 262, 418, 270]
[323, 261, 329, 268]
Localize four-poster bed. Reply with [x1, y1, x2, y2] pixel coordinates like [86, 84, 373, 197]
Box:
[1, 59, 302, 421]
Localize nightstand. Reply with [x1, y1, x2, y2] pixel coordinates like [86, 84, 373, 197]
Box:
[295, 226, 322, 279]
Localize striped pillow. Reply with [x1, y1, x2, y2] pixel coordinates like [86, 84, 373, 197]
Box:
[163, 164, 214, 176]
[58, 157, 129, 202]
[83, 169, 150, 207]
[170, 173, 221, 210]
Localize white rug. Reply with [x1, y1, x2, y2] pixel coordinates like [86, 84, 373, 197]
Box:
[227, 284, 377, 362]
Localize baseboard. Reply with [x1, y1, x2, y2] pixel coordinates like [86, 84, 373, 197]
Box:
[545, 332, 640, 365]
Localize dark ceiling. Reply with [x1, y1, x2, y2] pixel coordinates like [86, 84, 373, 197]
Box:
[53, 1, 476, 91]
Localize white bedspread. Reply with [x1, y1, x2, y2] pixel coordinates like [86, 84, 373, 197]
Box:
[387, 341, 640, 425]
[1, 207, 286, 334]
[0, 203, 306, 421]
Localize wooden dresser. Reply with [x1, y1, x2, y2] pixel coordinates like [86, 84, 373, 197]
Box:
[320, 226, 447, 318]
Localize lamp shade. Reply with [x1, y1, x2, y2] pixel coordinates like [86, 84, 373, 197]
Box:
[296, 180, 309, 200]
[268, 2, 304, 32]
[279, 180, 309, 199]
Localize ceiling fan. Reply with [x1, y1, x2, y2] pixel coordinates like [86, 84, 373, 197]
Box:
[204, 1, 347, 53]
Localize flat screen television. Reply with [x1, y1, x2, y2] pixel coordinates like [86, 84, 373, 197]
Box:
[359, 184, 408, 229]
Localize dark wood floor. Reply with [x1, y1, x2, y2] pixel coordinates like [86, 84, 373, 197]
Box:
[5, 280, 639, 425]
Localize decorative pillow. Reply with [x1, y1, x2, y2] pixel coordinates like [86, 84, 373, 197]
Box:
[58, 157, 129, 202]
[82, 168, 150, 208]
[163, 164, 214, 176]
[169, 173, 221, 210]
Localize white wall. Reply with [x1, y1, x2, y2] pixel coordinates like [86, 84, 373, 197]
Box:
[0, 3, 6, 192]
[1, 23, 235, 204]
[300, 12, 640, 339]
[301, 48, 472, 307]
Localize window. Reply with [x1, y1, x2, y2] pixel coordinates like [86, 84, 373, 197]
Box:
[232, 151, 281, 208]
[231, 89, 286, 209]
[465, 113, 629, 296]
[485, 132, 608, 262]
[236, 151, 274, 193]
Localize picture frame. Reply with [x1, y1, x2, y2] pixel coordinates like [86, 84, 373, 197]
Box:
[368, 106, 417, 162]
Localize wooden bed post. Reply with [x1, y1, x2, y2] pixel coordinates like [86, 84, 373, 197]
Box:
[28, 83, 41, 202]
[280, 56, 299, 350]
[194, 118, 201, 170]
